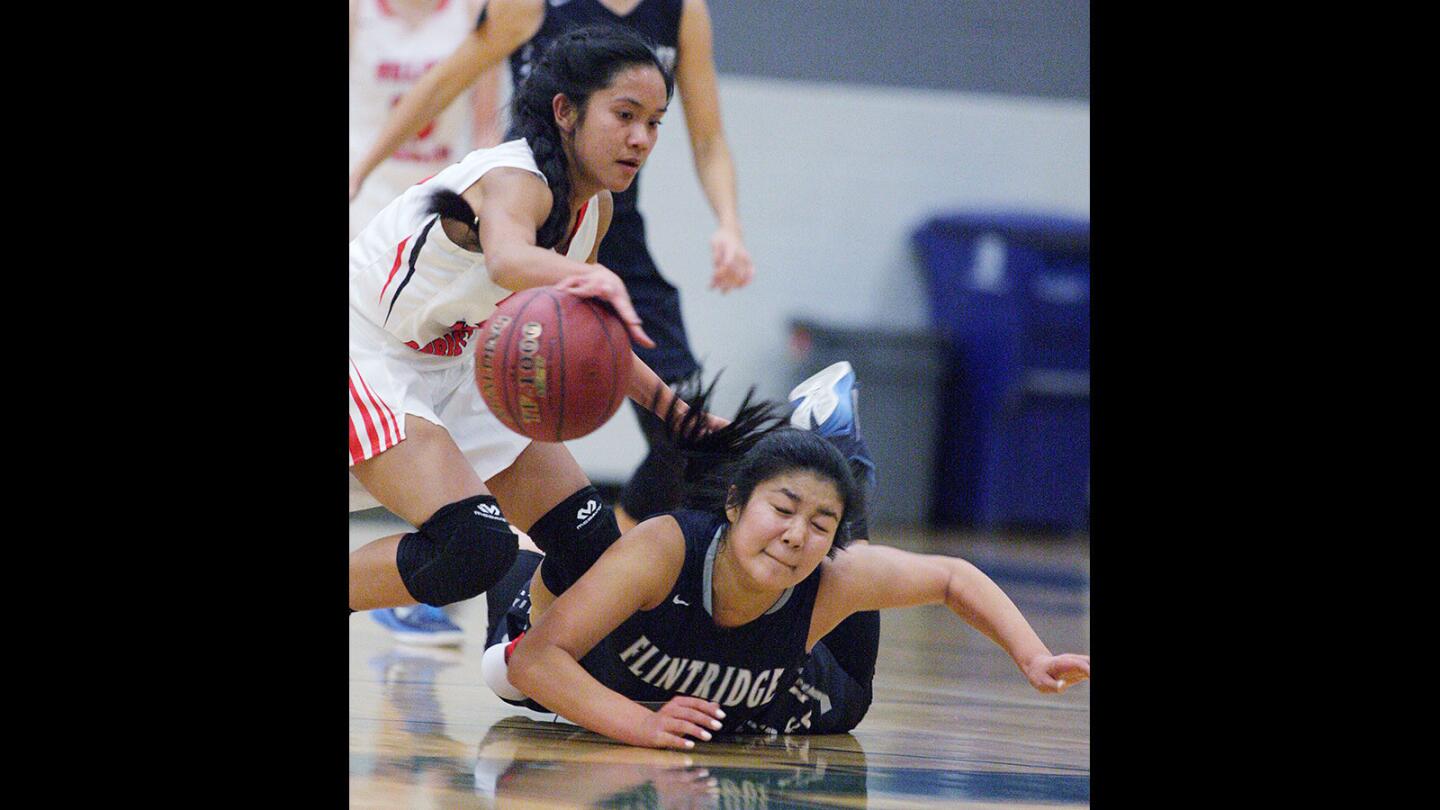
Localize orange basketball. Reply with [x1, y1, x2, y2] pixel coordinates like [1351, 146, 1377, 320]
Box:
[476, 288, 633, 442]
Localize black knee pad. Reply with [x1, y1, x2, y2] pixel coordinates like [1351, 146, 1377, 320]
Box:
[526, 486, 622, 597]
[396, 494, 518, 606]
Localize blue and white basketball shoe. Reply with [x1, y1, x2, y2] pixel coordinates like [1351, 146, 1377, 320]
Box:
[370, 604, 465, 647]
[788, 361, 876, 489]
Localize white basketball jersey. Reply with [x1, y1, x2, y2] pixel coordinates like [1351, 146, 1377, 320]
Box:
[350, 0, 476, 235]
[349, 139, 601, 368]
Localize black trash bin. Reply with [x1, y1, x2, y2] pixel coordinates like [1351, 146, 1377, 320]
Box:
[788, 320, 947, 528]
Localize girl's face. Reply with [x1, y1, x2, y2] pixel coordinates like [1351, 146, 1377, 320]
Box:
[724, 471, 844, 591]
[561, 64, 668, 194]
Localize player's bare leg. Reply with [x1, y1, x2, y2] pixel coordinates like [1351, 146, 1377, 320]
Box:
[483, 440, 592, 533]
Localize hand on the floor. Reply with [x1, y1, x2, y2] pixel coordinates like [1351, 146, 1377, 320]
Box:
[638, 696, 727, 749]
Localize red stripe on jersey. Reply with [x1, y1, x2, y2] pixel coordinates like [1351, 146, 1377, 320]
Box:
[348, 412, 366, 463]
[351, 358, 398, 446]
[376, 387, 403, 443]
[353, 361, 397, 447]
[348, 376, 382, 459]
[378, 236, 412, 304]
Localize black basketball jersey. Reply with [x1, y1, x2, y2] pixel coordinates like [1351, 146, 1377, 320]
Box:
[588, 509, 823, 732]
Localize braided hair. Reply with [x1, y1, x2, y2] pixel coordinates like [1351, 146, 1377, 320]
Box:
[424, 24, 673, 247]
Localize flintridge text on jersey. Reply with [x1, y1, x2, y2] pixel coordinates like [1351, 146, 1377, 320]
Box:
[618, 635, 788, 710]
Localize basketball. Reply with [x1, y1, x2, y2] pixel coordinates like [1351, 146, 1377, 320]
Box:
[476, 288, 633, 442]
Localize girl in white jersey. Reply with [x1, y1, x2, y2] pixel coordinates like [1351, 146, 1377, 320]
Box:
[348, 26, 717, 617]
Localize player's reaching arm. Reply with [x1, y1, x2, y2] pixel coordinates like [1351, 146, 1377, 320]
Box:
[468, 176, 704, 422]
[507, 517, 729, 750]
[675, 0, 753, 293]
[349, 0, 546, 200]
[471, 171, 653, 348]
[811, 545, 1091, 693]
[618, 351, 726, 432]
[553, 192, 713, 424]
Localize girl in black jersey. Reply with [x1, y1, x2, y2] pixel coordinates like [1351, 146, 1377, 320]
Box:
[484, 387, 1091, 750]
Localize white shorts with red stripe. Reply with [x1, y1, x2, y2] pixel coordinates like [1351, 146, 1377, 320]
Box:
[348, 307, 531, 481]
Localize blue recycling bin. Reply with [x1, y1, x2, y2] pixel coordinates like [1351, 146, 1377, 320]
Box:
[913, 212, 1089, 531]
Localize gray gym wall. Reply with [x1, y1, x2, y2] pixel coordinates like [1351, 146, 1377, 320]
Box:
[567, 1, 1090, 500]
[709, 0, 1088, 100]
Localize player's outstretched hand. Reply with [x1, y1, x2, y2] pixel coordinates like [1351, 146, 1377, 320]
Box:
[709, 227, 754, 293]
[348, 170, 365, 203]
[555, 265, 656, 349]
[1023, 653, 1090, 694]
[636, 696, 726, 750]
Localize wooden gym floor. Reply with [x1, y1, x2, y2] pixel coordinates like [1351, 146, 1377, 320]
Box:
[349, 507, 1091, 808]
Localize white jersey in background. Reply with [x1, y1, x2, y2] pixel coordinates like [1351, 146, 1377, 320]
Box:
[349, 0, 479, 237]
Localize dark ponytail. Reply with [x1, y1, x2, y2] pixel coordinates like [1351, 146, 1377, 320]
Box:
[505, 24, 674, 248]
[423, 189, 480, 239]
[659, 375, 864, 552]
